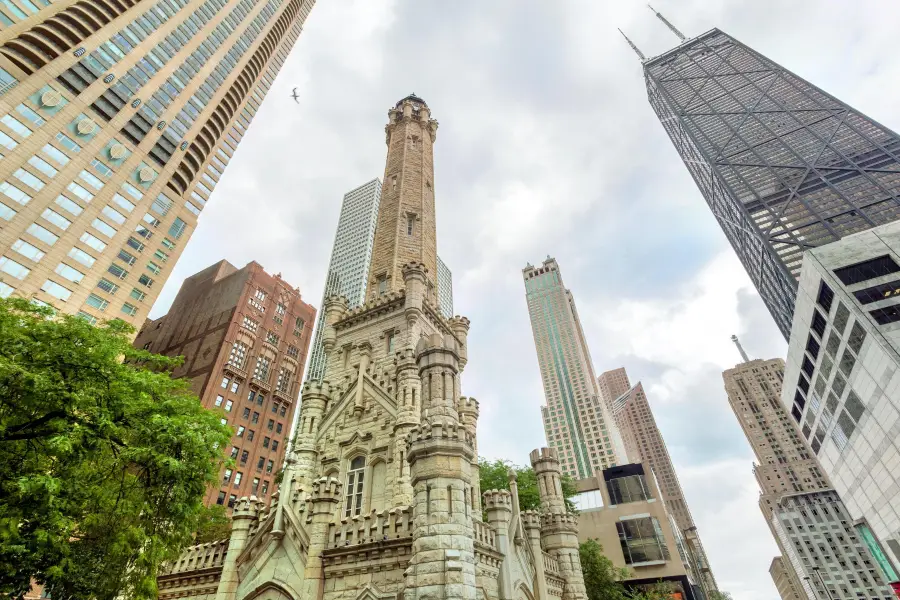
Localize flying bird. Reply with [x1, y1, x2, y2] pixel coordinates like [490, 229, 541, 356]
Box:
[291, 88, 300, 104]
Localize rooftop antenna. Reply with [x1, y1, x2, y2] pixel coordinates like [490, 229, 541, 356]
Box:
[647, 4, 686, 42]
[618, 28, 646, 61]
[731, 335, 750, 363]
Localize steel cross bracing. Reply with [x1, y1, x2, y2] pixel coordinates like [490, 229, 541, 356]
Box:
[644, 29, 900, 339]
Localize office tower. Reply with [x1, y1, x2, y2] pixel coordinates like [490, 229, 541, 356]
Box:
[158, 96, 590, 600]
[724, 355, 893, 599]
[640, 28, 900, 340]
[781, 220, 900, 582]
[132, 260, 315, 507]
[436, 254, 453, 318]
[305, 178, 381, 382]
[599, 369, 718, 595]
[769, 557, 802, 600]
[524, 256, 625, 478]
[0, 0, 316, 326]
[573, 463, 700, 600]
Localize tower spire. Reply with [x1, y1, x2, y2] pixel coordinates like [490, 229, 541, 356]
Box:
[731, 335, 750, 363]
[647, 4, 686, 42]
[618, 28, 646, 61]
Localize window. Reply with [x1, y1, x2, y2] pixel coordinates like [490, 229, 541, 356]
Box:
[344, 456, 365, 517]
[138, 274, 154, 288]
[233, 472, 242, 486]
[606, 474, 651, 504]
[120, 303, 138, 316]
[377, 275, 387, 296]
[93, 280, 118, 299]
[2, 115, 31, 137]
[55, 133, 79, 152]
[262, 436, 270, 449]
[0, 256, 29, 279]
[833, 303, 850, 334]
[224, 399, 233, 412]
[847, 322, 866, 354]
[27, 224, 57, 245]
[55, 263, 84, 283]
[870, 305, 900, 326]
[811, 310, 827, 337]
[80, 232, 106, 252]
[146, 261, 162, 275]
[229, 341, 247, 368]
[215, 395, 224, 407]
[834, 255, 900, 286]
[276, 422, 283, 434]
[42, 209, 70, 230]
[117, 249, 136, 266]
[236, 425, 245, 437]
[242, 316, 259, 332]
[275, 302, 286, 317]
[254, 288, 266, 301]
[12, 239, 44, 262]
[55, 196, 82, 216]
[247, 430, 255, 441]
[153, 249, 168, 263]
[267, 419, 274, 431]
[254, 356, 271, 381]
[266, 331, 279, 345]
[223, 468, 233, 483]
[616, 517, 671, 565]
[251, 477, 259, 492]
[107, 264, 127, 280]
[221, 377, 230, 389]
[92, 218, 117, 237]
[242, 407, 250, 419]
[169, 217, 186, 239]
[216, 491, 226, 505]
[112, 194, 135, 213]
[260, 480, 269, 496]
[41, 280, 72, 301]
[28, 156, 57, 178]
[252, 411, 259, 424]
[287, 345, 299, 358]
[85, 294, 109, 311]
[407, 214, 415, 235]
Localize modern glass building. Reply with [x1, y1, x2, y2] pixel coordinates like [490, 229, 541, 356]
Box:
[305, 178, 381, 382]
[0, 0, 316, 325]
[523, 256, 625, 478]
[643, 29, 900, 339]
[436, 254, 452, 319]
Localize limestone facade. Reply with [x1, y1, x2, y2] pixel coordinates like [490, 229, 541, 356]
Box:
[158, 96, 587, 600]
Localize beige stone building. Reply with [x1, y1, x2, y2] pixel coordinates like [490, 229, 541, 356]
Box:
[598, 369, 717, 596]
[158, 95, 588, 600]
[0, 0, 315, 326]
[768, 557, 801, 600]
[132, 260, 315, 506]
[572, 462, 698, 600]
[523, 257, 626, 478]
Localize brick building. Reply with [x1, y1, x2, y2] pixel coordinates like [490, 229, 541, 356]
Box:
[133, 259, 315, 506]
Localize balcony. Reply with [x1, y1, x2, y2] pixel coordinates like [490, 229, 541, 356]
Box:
[273, 382, 296, 403]
[250, 375, 272, 393]
[223, 361, 247, 380]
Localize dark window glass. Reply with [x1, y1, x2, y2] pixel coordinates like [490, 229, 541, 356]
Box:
[794, 391, 806, 411]
[833, 255, 900, 286]
[811, 310, 827, 337]
[847, 322, 866, 355]
[801, 357, 815, 378]
[845, 391, 865, 422]
[834, 303, 850, 334]
[817, 281, 834, 313]
[791, 405, 802, 422]
[825, 330, 841, 357]
[832, 373, 846, 398]
[870, 305, 900, 325]
[806, 335, 820, 359]
[838, 350, 856, 377]
[853, 279, 900, 305]
[216, 491, 225, 505]
[797, 375, 809, 395]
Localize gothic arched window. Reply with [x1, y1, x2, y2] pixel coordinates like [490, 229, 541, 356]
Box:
[344, 456, 366, 517]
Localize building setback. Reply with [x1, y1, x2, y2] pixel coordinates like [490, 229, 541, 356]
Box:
[640, 27, 900, 340]
[0, 0, 315, 325]
[524, 256, 625, 478]
[133, 260, 315, 507]
[781, 220, 900, 586]
[723, 356, 892, 599]
[598, 368, 718, 596]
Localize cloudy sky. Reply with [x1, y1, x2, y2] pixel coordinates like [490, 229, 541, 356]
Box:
[149, 1, 900, 598]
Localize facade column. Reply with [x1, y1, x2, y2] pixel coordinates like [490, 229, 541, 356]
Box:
[214, 496, 262, 600]
[458, 396, 481, 516]
[523, 511, 549, 600]
[531, 448, 586, 600]
[392, 347, 420, 507]
[290, 382, 329, 486]
[405, 330, 477, 600]
[301, 477, 342, 600]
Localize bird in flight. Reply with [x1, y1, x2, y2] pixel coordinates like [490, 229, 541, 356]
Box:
[291, 88, 299, 104]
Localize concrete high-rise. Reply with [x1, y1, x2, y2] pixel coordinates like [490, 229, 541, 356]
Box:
[0, 0, 316, 326]
[639, 27, 900, 340]
[305, 178, 381, 383]
[598, 368, 718, 596]
[723, 355, 892, 600]
[524, 257, 625, 478]
[133, 260, 315, 507]
[781, 220, 900, 585]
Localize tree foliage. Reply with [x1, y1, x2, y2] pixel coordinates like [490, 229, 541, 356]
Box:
[579, 539, 630, 600]
[193, 505, 232, 544]
[0, 299, 233, 600]
[478, 457, 578, 512]
[706, 592, 734, 600]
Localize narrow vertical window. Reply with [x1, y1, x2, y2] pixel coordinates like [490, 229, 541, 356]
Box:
[391, 175, 397, 190]
[344, 456, 366, 517]
[407, 214, 415, 236]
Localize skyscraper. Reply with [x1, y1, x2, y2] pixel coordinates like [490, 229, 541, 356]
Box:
[524, 256, 625, 478]
[436, 254, 452, 319]
[641, 28, 900, 339]
[723, 355, 891, 600]
[0, 0, 316, 325]
[132, 259, 315, 506]
[306, 178, 381, 382]
[598, 368, 718, 596]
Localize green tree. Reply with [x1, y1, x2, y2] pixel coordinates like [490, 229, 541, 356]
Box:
[478, 457, 578, 512]
[579, 539, 630, 600]
[627, 581, 679, 600]
[0, 299, 233, 600]
[706, 592, 734, 600]
[194, 505, 232, 544]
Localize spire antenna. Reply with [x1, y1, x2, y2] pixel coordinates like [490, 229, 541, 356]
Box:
[647, 4, 686, 42]
[618, 28, 646, 61]
[731, 335, 751, 363]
